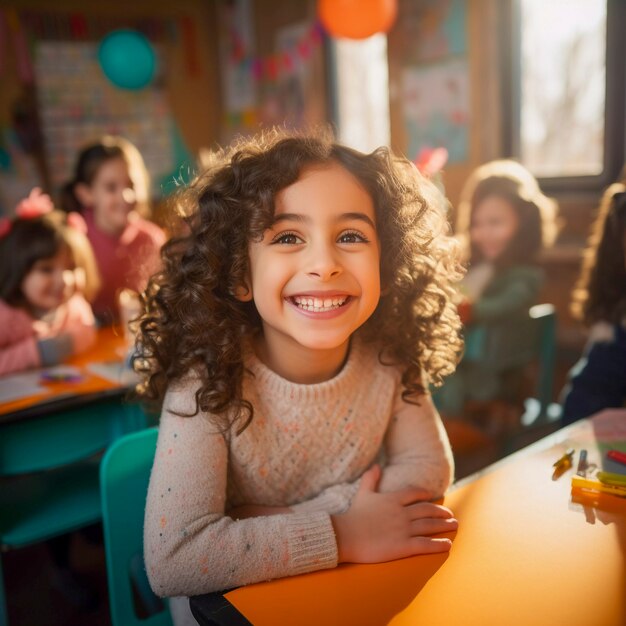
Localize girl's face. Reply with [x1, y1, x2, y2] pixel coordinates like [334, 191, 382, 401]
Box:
[470, 195, 520, 261]
[78, 157, 136, 235]
[246, 163, 381, 382]
[20, 246, 75, 313]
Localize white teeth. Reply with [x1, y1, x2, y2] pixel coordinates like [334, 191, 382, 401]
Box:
[291, 295, 348, 312]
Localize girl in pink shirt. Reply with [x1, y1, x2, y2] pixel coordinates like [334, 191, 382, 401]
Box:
[61, 136, 166, 324]
[0, 189, 98, 376]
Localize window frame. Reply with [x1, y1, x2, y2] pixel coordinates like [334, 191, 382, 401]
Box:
[503, 0, 625, 194]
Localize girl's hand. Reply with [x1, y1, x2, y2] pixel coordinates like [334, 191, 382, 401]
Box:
[227, 504, 293, 520]
[331, 465, 457, 563]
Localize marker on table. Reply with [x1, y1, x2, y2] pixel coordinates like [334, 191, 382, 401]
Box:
[552, 448, 574, 480]
[576, 449, 588, 476]
[607, 449, 626, 466]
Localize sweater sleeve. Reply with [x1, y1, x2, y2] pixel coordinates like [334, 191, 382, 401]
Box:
[377, 386, 455, 497]
[471, 268, 543, 323]
[0, 335, 41, 375]
[0, 301, 41, 375]
[144, 384, 338, 597]
[294, 378, 455, 512]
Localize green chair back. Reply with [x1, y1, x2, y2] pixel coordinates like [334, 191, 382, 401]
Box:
[100, 427, 172, 626]
[520, 303, 560, 426]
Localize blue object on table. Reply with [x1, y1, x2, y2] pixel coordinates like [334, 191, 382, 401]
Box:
[100, 427, 172, 626]
[0, 399, 147, 626]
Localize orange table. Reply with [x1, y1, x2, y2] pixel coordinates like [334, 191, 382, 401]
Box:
[191, 411, 626, 626]
[0, 326, 133, 422]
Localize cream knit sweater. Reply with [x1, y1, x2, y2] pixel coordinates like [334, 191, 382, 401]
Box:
[144, 338, 454, 597]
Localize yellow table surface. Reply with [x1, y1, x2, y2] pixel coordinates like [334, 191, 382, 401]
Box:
[226, 413, 626, 626]
[0, 326, 129, 416]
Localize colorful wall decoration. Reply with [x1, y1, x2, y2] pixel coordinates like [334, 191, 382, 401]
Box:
[396, 0, 469, 164]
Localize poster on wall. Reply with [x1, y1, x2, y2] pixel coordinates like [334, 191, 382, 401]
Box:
[217, 0, 257, 140]
[257, 22, 310, 129]
[397, 0, 469, 163]
[402, 58, 469, 164]
[34, 41, 175, 197]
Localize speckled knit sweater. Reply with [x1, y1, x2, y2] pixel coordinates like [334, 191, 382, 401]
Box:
[144, 338, 454, 597]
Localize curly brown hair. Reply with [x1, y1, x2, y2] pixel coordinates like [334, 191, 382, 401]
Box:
[134, 128, 463, 432]
[455, 159, 559, 268]
[571, 171, 626, 326]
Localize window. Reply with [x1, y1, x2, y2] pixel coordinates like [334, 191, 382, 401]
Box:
[506, 0, 625, 191]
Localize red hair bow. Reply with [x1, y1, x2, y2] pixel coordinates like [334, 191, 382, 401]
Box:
[14, 187, 54, 219]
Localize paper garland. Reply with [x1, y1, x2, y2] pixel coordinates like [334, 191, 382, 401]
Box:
[231, 20, 324, 83]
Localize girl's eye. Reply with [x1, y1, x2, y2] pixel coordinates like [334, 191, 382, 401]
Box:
[271, 232, 302, 245]
[34, 263, 54, 274]
[338, 230, 369, 244]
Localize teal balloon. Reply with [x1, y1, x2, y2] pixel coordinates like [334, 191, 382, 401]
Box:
[98, 29, 156, 90]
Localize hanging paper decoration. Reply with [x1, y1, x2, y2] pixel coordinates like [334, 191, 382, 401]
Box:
[317, 0, 397, 40]
[228, 21, 324, 84]
[98, 29, 156, 90]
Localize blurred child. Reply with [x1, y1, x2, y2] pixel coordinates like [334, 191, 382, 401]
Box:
[61, 136, 166, 324]
[561, 169, 626, 424]
[0, 188, 98, 376]
[434, 159, 558, 425]
[137, 129, 461, 615]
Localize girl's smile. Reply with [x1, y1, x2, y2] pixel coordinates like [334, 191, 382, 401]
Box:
[287, 291, 352, 317]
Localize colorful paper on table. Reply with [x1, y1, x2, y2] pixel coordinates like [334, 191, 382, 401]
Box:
[0, 371, 49, 404]
[40, 365, 84, 383]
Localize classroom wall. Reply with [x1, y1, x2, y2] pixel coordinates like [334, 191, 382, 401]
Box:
[0, 0, 221, 206]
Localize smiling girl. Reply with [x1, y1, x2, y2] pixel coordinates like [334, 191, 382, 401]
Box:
[61, 136, 165, 324]
[434, 159, 558, 421]
[136, 129, 463, 617]
[0, 188, 97, 375]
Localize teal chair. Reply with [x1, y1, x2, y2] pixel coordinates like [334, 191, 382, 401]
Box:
[519, 303, 561, 427]
[100, 427, 172, 626]
[0, 398, 147, 626]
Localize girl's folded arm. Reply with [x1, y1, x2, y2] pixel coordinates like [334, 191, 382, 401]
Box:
[377, 386, 454, 497]
[144, 396, 338, 597]
[0, 336, 40, 376]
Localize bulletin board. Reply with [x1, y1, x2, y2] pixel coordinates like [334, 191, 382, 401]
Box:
[401, 58, 469, 164]
[395, 0, 469, 164]
[34, 41, 175, 194]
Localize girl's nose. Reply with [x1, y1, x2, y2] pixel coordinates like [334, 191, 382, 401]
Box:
[306, 242, 342, 281]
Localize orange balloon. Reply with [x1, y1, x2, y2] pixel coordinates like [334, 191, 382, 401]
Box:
[318, 0, 398, 40]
